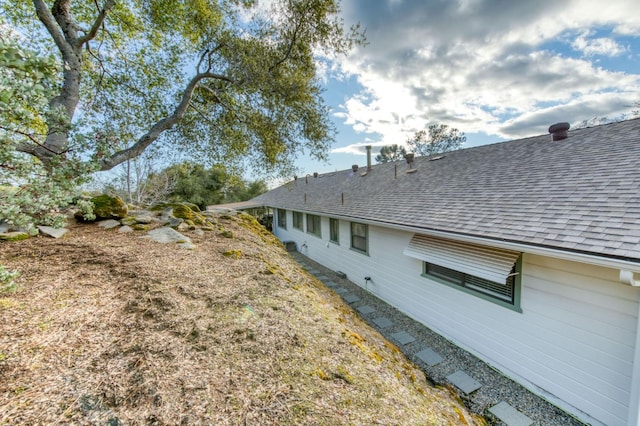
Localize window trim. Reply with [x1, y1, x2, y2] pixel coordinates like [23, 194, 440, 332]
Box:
[292, 211, 304, 231]
[277, 209, 287, 229]
[306, 214, 321, 238]
[329, 218, 340, 244]
[421, 255, 523, 313]
[350, 222, 369, 255]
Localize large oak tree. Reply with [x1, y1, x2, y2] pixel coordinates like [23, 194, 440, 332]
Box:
[2, 0, 363, 174]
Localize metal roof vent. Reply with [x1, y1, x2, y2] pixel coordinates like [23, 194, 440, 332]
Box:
[405, 153, 414, 165]
[549, 122, 570, 141]
[404, 153, 416, 173]
[352, 164, 359, 172]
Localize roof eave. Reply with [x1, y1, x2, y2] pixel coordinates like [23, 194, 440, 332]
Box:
[264, 204, 640, 274]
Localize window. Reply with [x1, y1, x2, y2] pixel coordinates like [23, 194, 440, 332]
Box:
[350, 222, 368, 254]
[293, 211, 303, 230]
[423, 259, 521, 311]
[329, 218, 339, 244]
[306, 214, 321, 237]
[277, 209, 287, 229]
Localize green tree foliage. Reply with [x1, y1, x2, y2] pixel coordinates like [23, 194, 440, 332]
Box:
[1, 0, 363, 227]
[162, 163, 267, 210]
[406, 124, 466, 158]
[375, 144, 407, 163]
[0, 29, 94, 229]
[2, 0, 363, 173]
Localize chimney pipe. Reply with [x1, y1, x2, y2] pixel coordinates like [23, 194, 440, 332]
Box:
[548, 122, 570, 141]
[352, 164, 359, 172]
[405, 152, 415, 165]
[366, 145, 372, 170]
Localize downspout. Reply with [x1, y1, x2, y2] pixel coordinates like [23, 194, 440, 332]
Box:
[628, 288, 640, 425]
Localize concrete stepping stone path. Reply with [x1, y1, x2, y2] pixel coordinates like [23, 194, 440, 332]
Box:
[415, 347, 443, 366]
[391, 331, 416, 345]
[372, 317, 394, 328]
[446, 370, 482, 394]
[489, 401, 533, 426]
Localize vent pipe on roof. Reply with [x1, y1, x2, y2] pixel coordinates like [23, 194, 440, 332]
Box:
[352, 164, 359, 172]
[405, 152, 415, 167]
[366, 145, 372, 170]
[549, 122, 570, 141]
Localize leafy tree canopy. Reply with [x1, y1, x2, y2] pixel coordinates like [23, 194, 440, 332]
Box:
[2, 1, 363, 176]
[0, 0, 363, 227]
[160, 162, 267, 210]
[406, 124, 466, 158]
[375, 144, 406, 163]
[0, 27, 94, 228]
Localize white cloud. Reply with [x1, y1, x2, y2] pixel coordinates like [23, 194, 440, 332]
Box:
[572, 30, 627, 56]
[332, 0, 640, 141]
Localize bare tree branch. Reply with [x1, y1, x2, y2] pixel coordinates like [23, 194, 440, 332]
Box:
[99, 72, 234, 170]
[79, 0, 116, 45]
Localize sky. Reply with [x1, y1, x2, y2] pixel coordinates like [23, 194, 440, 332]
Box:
[296, 0, 640, 176]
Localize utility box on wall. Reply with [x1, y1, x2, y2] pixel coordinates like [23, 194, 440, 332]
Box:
[283, 241, 297, 252]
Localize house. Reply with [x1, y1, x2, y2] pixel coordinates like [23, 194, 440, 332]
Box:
[250, 118, 640, 426]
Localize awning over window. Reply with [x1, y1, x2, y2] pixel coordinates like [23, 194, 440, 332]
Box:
[403, 234, 520, 284]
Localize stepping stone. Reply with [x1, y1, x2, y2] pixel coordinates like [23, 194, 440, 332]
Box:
[357, 305, 376, 315]
[323, 280, 338, 287]
[488, 402, 532, 426]
[391, 331, 416, 345]
[343, 294, 360, 303]
[415, 348, 443, 366]
[372, 317, 394, 328]
[334, 287, 348, 294]
[446, 370, 482, 394]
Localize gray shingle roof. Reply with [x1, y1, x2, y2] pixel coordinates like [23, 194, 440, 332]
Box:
[253, 118, 640, 262]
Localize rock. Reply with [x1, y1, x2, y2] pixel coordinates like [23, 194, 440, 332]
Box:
[0, 221, 10, 233]
[220, 230, 234, 238]
[142, 227, 191, 244]
[132, 212, 154, 224]
[97, 219, 121, 229]
[120, 217, 137, 226]
[177, 242, 196, 250]
[0, 231, 30, 241]
[164, 216, 183, 228]
[222, 249, 242, 258]
[172, 203, 207, 226]
[118, 225, 134, 233]
[89, 194, 128, 220]
[37, 226, 68, 239]
[194, 229, 205, 236]
[176, 222, 191, 232]
[132, 224, 149, 231]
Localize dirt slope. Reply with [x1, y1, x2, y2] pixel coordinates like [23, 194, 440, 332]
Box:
[0, 213, 484, 425]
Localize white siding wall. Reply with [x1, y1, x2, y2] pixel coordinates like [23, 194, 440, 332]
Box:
[273, 214, 640, 426]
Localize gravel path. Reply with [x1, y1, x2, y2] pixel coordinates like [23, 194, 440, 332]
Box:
[291, 252, 586, 426]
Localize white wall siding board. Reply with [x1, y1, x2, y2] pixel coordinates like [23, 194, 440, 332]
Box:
[271, 215, 639, 426]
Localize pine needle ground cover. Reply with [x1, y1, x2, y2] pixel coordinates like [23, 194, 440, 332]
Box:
[0, 214, 483, 425]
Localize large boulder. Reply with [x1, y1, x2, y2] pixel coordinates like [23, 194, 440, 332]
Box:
[76, 194, 128, 221]
[91, 194, 128, 220]
[151, 202, 211, 227]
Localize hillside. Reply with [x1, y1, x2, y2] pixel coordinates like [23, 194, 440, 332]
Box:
[0, 213, 483, 425]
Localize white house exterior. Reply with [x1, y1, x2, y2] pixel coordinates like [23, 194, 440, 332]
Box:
[251, 119, 640, 426]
